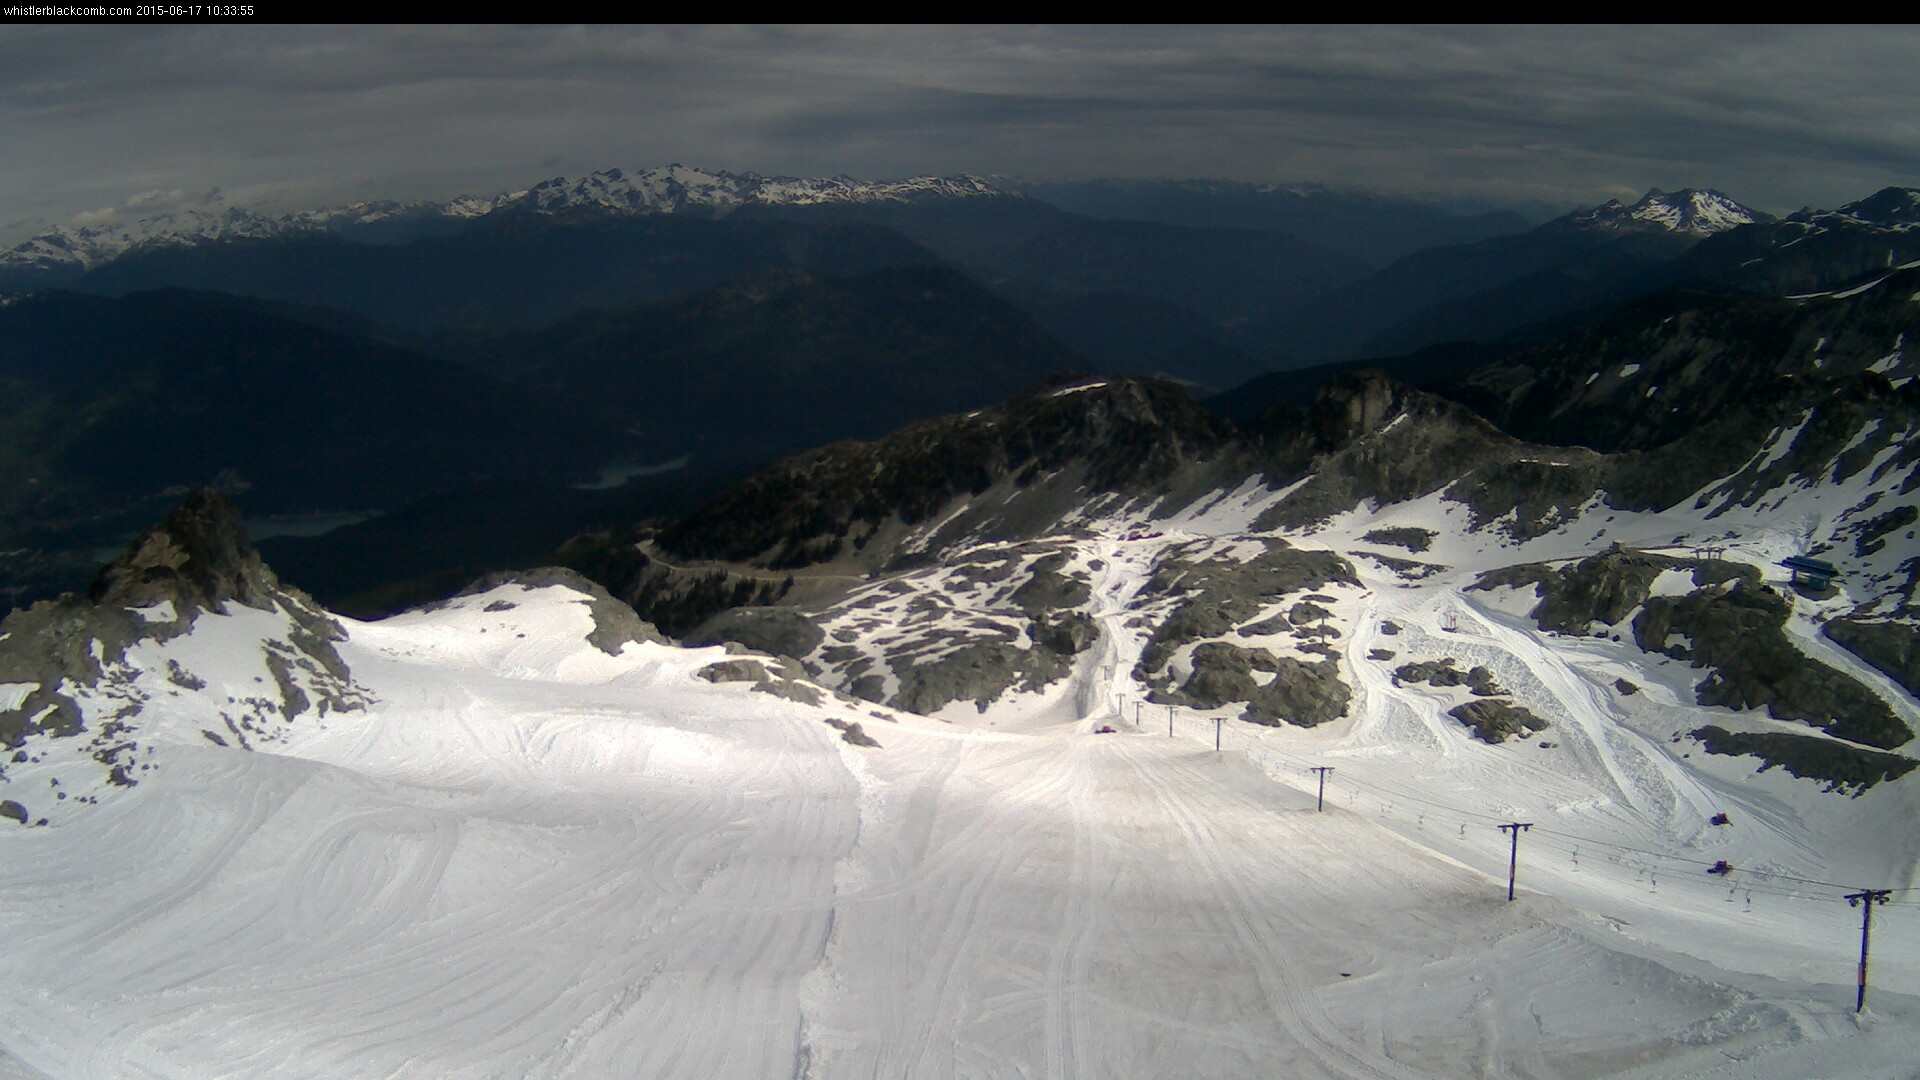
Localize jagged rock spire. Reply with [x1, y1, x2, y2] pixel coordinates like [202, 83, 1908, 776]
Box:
[89, 489, 274, 610]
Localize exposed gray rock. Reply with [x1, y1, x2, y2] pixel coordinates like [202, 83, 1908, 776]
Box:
[1449, 699, 1547, 743]
[1615, 677, 1640, 696]
[1236, 614, 1293, 636]
[1010, 552, 1092, 616]
[1851, 505, 1918, 558]
[1353, 551, 1448, 580]
[1255, 373, 1609, 540]
[165, 660, 206, 690]
[4, 489, 314, 755]
[786, 539, 1111, 716]
[453, 567, 667, 655]
[1032, 612, 1096, 655]
[1135, 539, 1358, 676]
[89, 489, 276, 612]
[1131, 539, 1357, 724]
[0, 799, 26, 825]
[1692, 724, 1917, 794]
[262, 648, 312, 719]
[1471, 546, 1907, 748]
[825, 718, 881, 748]
[1395, 658, 1506, 697]
[890, 640, 1072, 715]
[689, 607, 825, 662]
[819, 645, 864, 666]
[1473, 546, 1705, 634]
[1288, 601, 1332, 627]
[698, 655, 829, 706]
[698, 659, 771, 684]
[1360, 526, 1437, 553]
[1824, 617, 1920, 701]
[756, 680, 824, 707]
[1176, 642, 1350, 726]
[0, 492, 369, 789]
[1635, 581, 1908, 749]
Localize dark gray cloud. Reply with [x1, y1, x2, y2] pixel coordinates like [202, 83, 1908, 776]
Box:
[2, 24, 1916, 242]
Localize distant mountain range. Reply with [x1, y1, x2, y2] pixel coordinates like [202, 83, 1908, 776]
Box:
[1257, 188, 1776, 362]
[0, 165, 1004, 286]
[6, 167, 1920, 620]
[16, 166, 1918, 387]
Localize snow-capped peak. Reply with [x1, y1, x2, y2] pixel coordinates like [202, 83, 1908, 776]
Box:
[0, 166, 1011, 281]
[1564, 188, 1770, 236]
[488, 165, 1002, 219]
[1828, 186, 1920, 228]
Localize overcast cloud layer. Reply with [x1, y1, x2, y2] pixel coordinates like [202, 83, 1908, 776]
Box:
[3, 24, 1918, 243]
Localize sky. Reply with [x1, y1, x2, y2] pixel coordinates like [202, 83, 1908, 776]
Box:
[3, 24, 1918, 245]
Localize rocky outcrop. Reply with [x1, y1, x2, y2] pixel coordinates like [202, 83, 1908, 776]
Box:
[1449, 699, 1548, 744]
[1135, 539, 1358, 676]
[1393, 656, 1540, 742]
[1255, 372, 1617, 540]
[1823, 618, 1920, 701]
[689, 607, 825, 661]
[1359, 526, 1437, 553]
[827, 719, 881, 748]
[655, 377, 1237, 569]
[1132, 539, 1358, 725]
[1179, 642, 1350, 726]
[1635, 581, 1908, 749]
[736, 539, 1105, 717]
[1395, 658, 1506, 697]
[1471, 546, 1746, 634]
[1011, 552, 1093, 616]
[89, 489, 277, 610]
[890, 639, 1075, 715]
[452, 567, 666, 655]
[0, 491, 371, 821]
[569, 536, 794, 639]
[1472, 545, 1910, 750]
[698, 654, 827, 707]
[1436, 269, 1920, 455]
[1692, 725, 1917, 795]
[2, 492, 363, 750]
[1032, 612, 1096, 655]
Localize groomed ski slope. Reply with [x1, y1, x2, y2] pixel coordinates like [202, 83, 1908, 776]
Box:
[4, 496, 1920, 1078]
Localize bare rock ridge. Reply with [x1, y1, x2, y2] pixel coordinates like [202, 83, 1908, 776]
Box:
[89, 488, 277, 610]
[569, 339, 1920, 796]
[1472, 546, 1916, 791]
[438, 567, 668, 657]
[0, 490, 368, 820]
[1131, 539, 1359, 726]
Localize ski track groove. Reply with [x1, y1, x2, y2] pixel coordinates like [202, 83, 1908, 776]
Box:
[1111, 737, 1425, 1080]
[1043, 742, 1101, 1080]
[890, 737, 1086, 1077]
